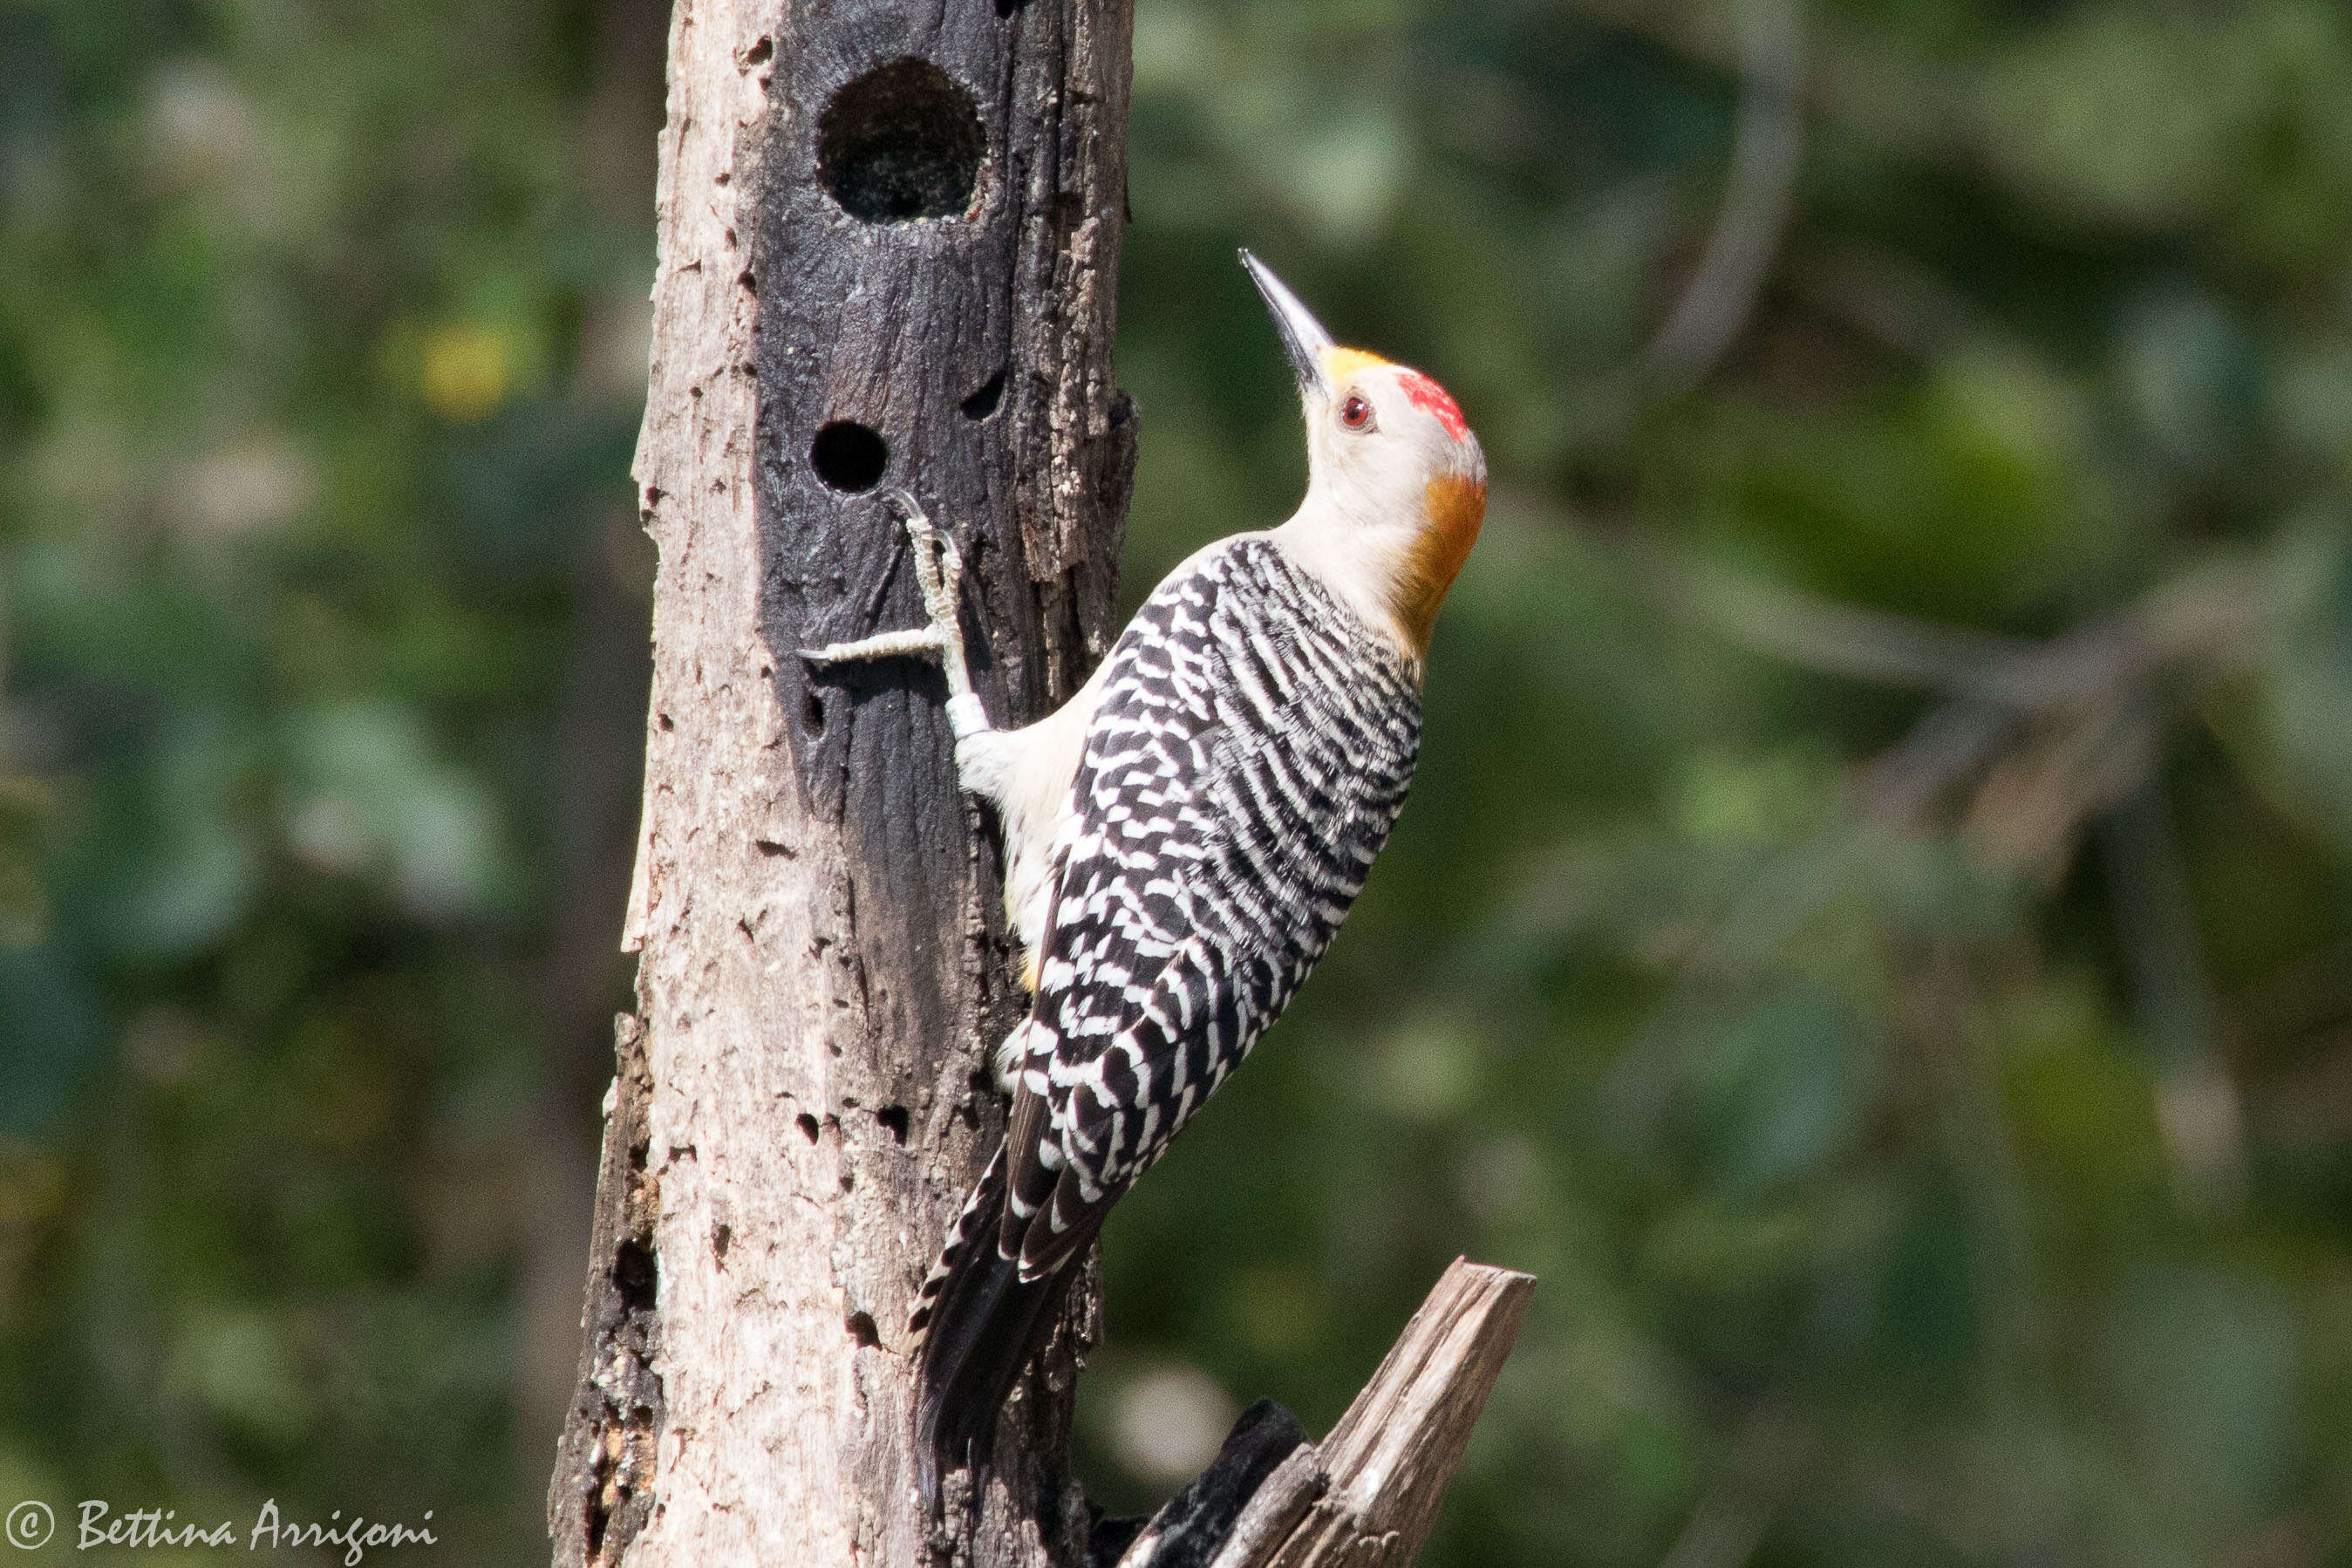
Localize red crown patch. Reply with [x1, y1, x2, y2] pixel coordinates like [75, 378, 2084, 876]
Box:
[1396, 370, 1469, 442]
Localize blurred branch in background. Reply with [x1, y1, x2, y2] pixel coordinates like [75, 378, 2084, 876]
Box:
[1624, 534, 2267, 1198]
[1646, 0, 1805, 389]
[1641, 542, 2262, 721]
[1561, 0, 1962, 165]
[2101, 777, 2246, 1210]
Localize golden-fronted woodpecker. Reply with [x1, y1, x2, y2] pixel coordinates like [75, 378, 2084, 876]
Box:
[804, 249, 1487, 1498]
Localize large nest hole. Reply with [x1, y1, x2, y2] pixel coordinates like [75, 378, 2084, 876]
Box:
[817, 58, 985, 223]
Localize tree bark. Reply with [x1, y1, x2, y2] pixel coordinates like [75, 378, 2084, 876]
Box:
[547, 1, 1135, 1564]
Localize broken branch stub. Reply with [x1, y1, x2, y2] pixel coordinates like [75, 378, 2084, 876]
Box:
[1112, 1258, 1534, 1568]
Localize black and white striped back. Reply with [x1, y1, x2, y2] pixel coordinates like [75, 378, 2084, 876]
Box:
[995, 535, 1422, 1275]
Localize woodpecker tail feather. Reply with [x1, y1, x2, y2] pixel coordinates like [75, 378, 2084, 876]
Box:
[910, 1145, 1080, 1506]
[915, 1246, 1074, 1507]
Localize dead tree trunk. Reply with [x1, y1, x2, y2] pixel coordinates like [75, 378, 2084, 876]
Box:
[546, 1, 1135, 1564]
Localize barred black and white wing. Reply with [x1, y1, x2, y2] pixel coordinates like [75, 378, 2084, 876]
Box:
[1003, 537, 1421, 1268]
[914, 537, 1421, 1489]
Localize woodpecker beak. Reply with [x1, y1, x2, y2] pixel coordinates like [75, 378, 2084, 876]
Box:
[1240, 249, 1337, 401]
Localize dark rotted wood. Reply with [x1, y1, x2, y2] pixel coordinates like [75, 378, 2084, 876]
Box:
[545, 1013, 662, 1567]
[760, 0, 1137, 1213]
[1101, 1401, 1315, 1568]
[550, 0, 1134, 1564]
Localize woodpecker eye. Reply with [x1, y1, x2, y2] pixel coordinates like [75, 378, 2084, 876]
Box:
[1339, 393, 1375, 432]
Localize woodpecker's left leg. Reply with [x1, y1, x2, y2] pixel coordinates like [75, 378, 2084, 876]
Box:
[803, 497, 1039, 1091]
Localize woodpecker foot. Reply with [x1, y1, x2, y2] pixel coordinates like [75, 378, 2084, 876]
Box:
[801, 493, 985, 738]
[800, 491, 967, 671]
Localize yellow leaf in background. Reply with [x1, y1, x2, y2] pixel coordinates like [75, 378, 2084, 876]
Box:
[419, 323, 518, 421]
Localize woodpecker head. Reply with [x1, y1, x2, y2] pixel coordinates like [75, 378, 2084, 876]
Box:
[1241, 249, 1487, 663]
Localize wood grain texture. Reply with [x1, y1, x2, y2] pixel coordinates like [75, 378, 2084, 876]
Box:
[1188, 1259, 1533, 1568]
[1201, 1449, 1324, 1568]
[548, 0, 1135, 1563]
[1266, 1260, 1533, 1568]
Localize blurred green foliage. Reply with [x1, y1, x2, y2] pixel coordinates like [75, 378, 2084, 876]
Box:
[3, 1, 2351, 1565]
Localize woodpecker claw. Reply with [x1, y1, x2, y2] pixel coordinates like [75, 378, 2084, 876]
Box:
[896, 492, 964, 634]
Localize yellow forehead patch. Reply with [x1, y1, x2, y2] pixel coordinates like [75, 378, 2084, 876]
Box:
[1320, 347, 1392, 383]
